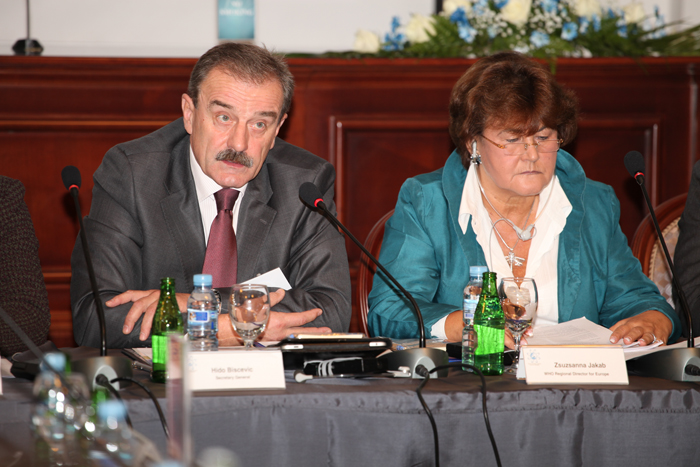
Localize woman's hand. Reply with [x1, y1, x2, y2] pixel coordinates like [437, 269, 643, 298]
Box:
[609, 310, 672, 346]
[445, 310, 464, 342]
[447, 310, 534, 349]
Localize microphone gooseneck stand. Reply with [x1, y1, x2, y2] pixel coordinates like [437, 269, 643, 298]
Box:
[623, 151, 700, 381]
[61, 165, 133, 389]
[299, 182, 449, 378]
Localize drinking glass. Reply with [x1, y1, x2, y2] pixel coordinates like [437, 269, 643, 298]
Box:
[229, 284, 271, 349]
[499, 277, 538, 374]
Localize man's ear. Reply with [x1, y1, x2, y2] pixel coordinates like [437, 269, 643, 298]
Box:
[269, 113, 288, 150]
[181, 93, 195, 134]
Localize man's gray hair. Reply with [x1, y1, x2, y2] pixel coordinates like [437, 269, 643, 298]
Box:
[187, 43, 295, 120]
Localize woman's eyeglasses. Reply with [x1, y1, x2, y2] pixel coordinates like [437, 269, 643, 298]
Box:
[480, 134, 563, 156]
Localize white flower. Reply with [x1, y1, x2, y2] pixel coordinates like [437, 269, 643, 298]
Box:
[572, 0, 601, 19]
[442, 0, 472, 16]
[352, 29, 381, 53]
[500, 0, 532, 27]
[405, 14, 436, 44]
[623, 2, 646, 24]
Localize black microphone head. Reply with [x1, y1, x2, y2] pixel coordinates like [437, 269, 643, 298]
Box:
[624, 151, 645, 178]
[61, 165, 81, 191]
[299, 182, 324, 208]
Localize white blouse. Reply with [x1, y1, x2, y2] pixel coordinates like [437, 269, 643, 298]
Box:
[431, 163, 572, 339]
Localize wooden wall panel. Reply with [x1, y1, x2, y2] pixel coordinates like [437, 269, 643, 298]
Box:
[329, 116, 453, 249]
[0, 122, 169, 347]
[567, 116, 661, 242]
[0, 56, 698, 342]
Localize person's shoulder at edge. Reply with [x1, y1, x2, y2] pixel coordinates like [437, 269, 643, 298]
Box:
[0, 175, 23, 199]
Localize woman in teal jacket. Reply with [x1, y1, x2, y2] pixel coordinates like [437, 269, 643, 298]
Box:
[368, 52, 680, 346]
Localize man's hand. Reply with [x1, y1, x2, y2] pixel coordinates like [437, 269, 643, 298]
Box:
[609, 310, 672, 346]
[109, 290, 189, 341]
[217, 289, 331, 345]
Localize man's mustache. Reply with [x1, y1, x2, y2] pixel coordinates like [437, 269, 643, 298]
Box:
[215, 149, 254, 168]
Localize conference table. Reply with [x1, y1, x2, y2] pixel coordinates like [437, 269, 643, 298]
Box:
[1, 349, 700, 467]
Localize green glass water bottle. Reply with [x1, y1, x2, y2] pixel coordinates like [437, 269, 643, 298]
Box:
[473, 271, 505, 375]
[150, 277, 183, 383]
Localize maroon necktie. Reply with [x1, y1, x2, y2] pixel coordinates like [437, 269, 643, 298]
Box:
[202, 188, 239, 288]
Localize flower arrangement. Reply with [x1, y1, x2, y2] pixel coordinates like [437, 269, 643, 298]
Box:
[350, 0, 700, 59]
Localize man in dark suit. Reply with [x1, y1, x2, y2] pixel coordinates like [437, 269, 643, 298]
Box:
[71, 43, 351, 348]
[675, 160, 700, 339]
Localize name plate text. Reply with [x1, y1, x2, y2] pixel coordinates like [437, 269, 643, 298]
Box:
[188, 348, 285, 391]
[522, 345, 629, 385]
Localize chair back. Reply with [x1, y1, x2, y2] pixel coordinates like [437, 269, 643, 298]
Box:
[357, 210, 394, 337]
[631, 193, 687, 305]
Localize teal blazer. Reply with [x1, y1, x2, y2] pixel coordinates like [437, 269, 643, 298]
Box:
[368, 150, 681, 342]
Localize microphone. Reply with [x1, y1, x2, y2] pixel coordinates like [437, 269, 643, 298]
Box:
[299, 182, 448, 378]
[62, 166, 132, 389]
[623, 152, 700, 381]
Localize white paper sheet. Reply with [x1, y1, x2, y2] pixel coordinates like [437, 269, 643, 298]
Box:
[241, 267, 292, 290]
[526, 317, 613, 346]
[524, 317, 665, 360]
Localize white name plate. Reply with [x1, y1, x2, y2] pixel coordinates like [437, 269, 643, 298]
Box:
[522, 345, 629, 385]
[188, 348, 286, 391]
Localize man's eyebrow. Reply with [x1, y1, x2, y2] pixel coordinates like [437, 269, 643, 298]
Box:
[209, 99, 232, 110]
[208, 100, 278, 120]
[256, 110, 279, 120]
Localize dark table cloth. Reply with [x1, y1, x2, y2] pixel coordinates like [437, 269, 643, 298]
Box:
[1, 349, 699, 466]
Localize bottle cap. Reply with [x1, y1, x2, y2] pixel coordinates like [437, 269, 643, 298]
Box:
[41, 352, 66, 372]
[97, 400, 127, 421]
[193, 274, 213, 287]
[469, 266, 488, 276]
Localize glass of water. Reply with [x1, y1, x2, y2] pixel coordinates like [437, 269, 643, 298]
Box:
[499, 277, 538, 374]
[229, 284, 271, 349]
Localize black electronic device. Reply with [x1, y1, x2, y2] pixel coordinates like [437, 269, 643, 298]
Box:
[276, 335, 392, 371]
[10, 341, 60, 380]
[298, 182, 449, 378]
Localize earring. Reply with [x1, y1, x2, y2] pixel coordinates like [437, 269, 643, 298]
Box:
[470, 141, 481, 165]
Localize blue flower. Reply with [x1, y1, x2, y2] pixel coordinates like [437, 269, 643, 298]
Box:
[617, 15, 627, 38]
[592, 14, 601, 32]
[473, 0, 489, 16]
[539, 0, 558, 13]
[649, 6, 667, 38]
[488, 25, 500, 39]
[450, 7, 468, 26]
[579, 17, 590, 34]
[495, 0, 508, 8]
[390, 16, 401, 33]
[561, 22, 578, 41]
[530, 31, 550, 48]
[459, 22, 478, 43]
[383, 17, 405, 51]
[383, 31, 405, 51]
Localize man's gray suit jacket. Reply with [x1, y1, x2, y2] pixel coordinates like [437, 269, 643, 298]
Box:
[71, 118, 351, 348]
